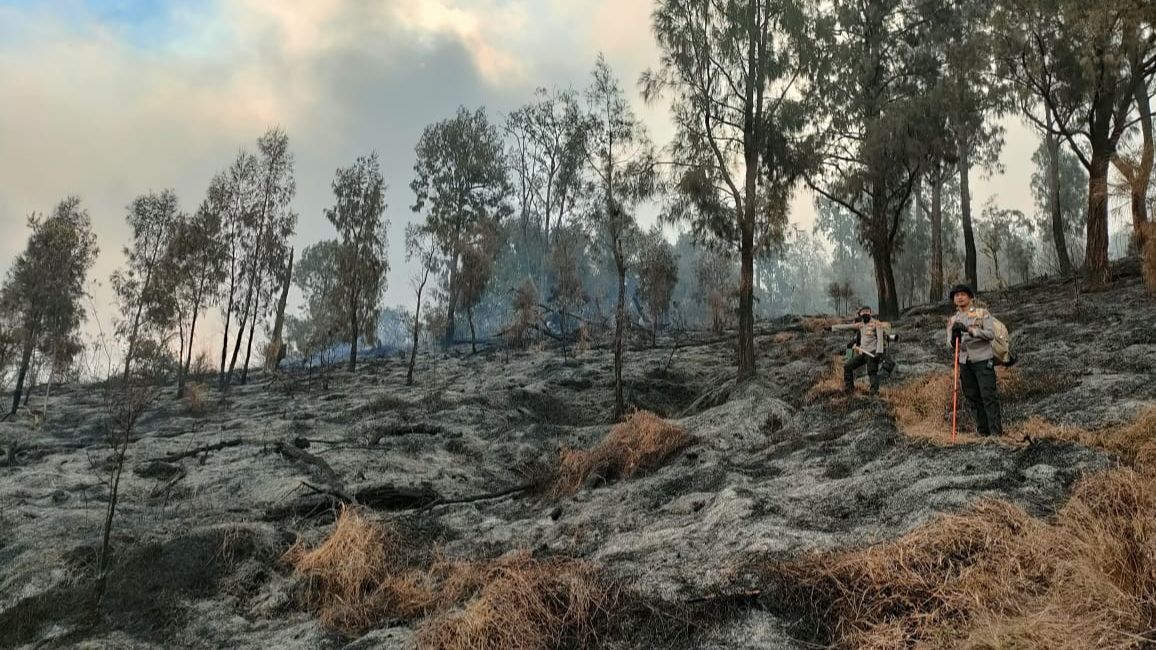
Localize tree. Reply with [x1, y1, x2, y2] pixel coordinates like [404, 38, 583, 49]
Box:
[168, 203, 225, 398]
[548, 225, 589, 356]
[1030, 138, 1087, 273]
[827, 281, 855, 314]
[809, 0, 937, 319]
[994, 0, 1156, 285]
[266, 247, 293, 370]
[326, 153, 390, 371]
[637, 227, 679, 346]
[1, 198, 98, 416]
[1112, 74, 1154, 250]
[456, 223, 501, 352]
[411, 106, 511, 345]
[505, 88, 590, 278]
[695, 247, 737, 332]
[235, 128, 296, 385]
[644, 0, 816, 379]
[977, 201, 1032, 289]
[927, 0, 1009, 290]
[112, 190, 183, 381]
[814, 197, 875, 305]
[287, 241, 343, 367]
[214, 151, 259, 385]
[585, 55, 657, 419]
[404, 225, 439, 385]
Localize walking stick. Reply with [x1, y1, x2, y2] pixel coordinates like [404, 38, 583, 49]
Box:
[951, 336, 961, 443]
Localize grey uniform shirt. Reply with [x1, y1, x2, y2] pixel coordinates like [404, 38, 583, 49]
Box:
[947, 308, 995, 363]
[832, 319, 885, 355]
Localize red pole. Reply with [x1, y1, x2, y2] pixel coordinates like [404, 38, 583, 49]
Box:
[951, 337, 961, 443]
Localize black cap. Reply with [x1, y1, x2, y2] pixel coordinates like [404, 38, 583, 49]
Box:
[948, 284, 974, 299]
[857, 305, 873, 313]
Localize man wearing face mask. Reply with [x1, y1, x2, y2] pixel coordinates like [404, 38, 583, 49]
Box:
[828, 306, 886, 394]
[946, 284, 1002, 436]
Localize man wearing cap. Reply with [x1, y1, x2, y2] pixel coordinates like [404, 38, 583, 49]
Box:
[946, 284, 1002, 436]
[830, 305, 886, 395]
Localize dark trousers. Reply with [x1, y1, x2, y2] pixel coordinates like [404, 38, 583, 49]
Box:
[844, 353, 881, 392]
[960, 359, 1002, 435]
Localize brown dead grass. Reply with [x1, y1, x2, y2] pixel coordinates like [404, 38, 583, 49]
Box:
[285, 507, 626, 645]
[771, 331, 797, 344]
[880, 368, 1078, 446]
[1013, 407, 1156, 470]
[805, 358, 849, 405]
[416, 552, 624, 650]
[772, 467, 1156, 649]
[550, 410, 692, 497]
[802, 316, 843, 333]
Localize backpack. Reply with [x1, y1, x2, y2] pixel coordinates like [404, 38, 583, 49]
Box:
[991, 317, 1015, 366]
[972, 308, 1015, 366]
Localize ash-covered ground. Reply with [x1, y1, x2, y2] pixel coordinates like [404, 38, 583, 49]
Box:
[2, 264, 1154, 649]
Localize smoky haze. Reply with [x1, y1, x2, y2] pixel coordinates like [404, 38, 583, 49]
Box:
[1, 0, 1133, 366]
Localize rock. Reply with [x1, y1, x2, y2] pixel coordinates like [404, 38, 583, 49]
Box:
[133, 460, 184, 480]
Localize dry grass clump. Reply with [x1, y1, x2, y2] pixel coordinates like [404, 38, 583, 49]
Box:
[881, 368, 1076, 445]
[1014, 407, 1156, 469]
[804, 358, 848, 405]
[879, 372, 952, 440]
[550, 410, 692, 497]
[771, 331, 797, 344]
[771, 468, 1156, 649]
[416, 552, 624, 650]
[802, 316, 843, 333]
[285, 508, 628, 645]
[283, 506, 438, 632]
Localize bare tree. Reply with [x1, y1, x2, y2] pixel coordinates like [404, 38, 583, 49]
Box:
[405, 225, 439, 385]
[585, 55, 657, 420]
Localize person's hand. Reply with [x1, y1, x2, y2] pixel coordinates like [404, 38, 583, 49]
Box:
[951, 322, 967, 336]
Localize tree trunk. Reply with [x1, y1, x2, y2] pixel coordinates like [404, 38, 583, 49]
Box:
[737, 215, 755, 380]
[225, 278, 253, 387]
[1130, 81, 1152, 247]
[177, 290, 202, 399]
[613, 245, 626, 421]
[1085, 148, 1113, 287]
[1046, 106, 1074, 276]
[9, 331, 35, 416]
[958, 130, 978, 290]
[240, 292, 262, 384]
[871, 240, 899, 320]
[467, 305, 477, 354]
[218, 290, 233, 388]
[929, 171, 944, 302]
[1047, 136, 1074, 276]
[348, 299, 359, 372]
[407, 267, 429, 386]
[443, 251, 459, 346]
[270, 248, 293, 371]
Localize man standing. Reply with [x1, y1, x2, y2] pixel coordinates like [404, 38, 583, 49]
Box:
[946, 284, 1003, 436]
[831, 306, 886, 395]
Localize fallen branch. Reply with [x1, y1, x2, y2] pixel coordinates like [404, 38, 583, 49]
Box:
[273, 439, 352, 502]
[683, 589, 762, 605]
[367, 423, 446, 445]
[148, 438, 243, 463]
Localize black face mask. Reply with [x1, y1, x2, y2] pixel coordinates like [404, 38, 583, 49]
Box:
[859, 314, 871, 323]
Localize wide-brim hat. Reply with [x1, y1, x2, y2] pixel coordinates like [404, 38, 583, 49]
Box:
[948, 284, 974, 299]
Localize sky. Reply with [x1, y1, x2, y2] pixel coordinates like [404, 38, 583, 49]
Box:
[0, 0, 1067, 353]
